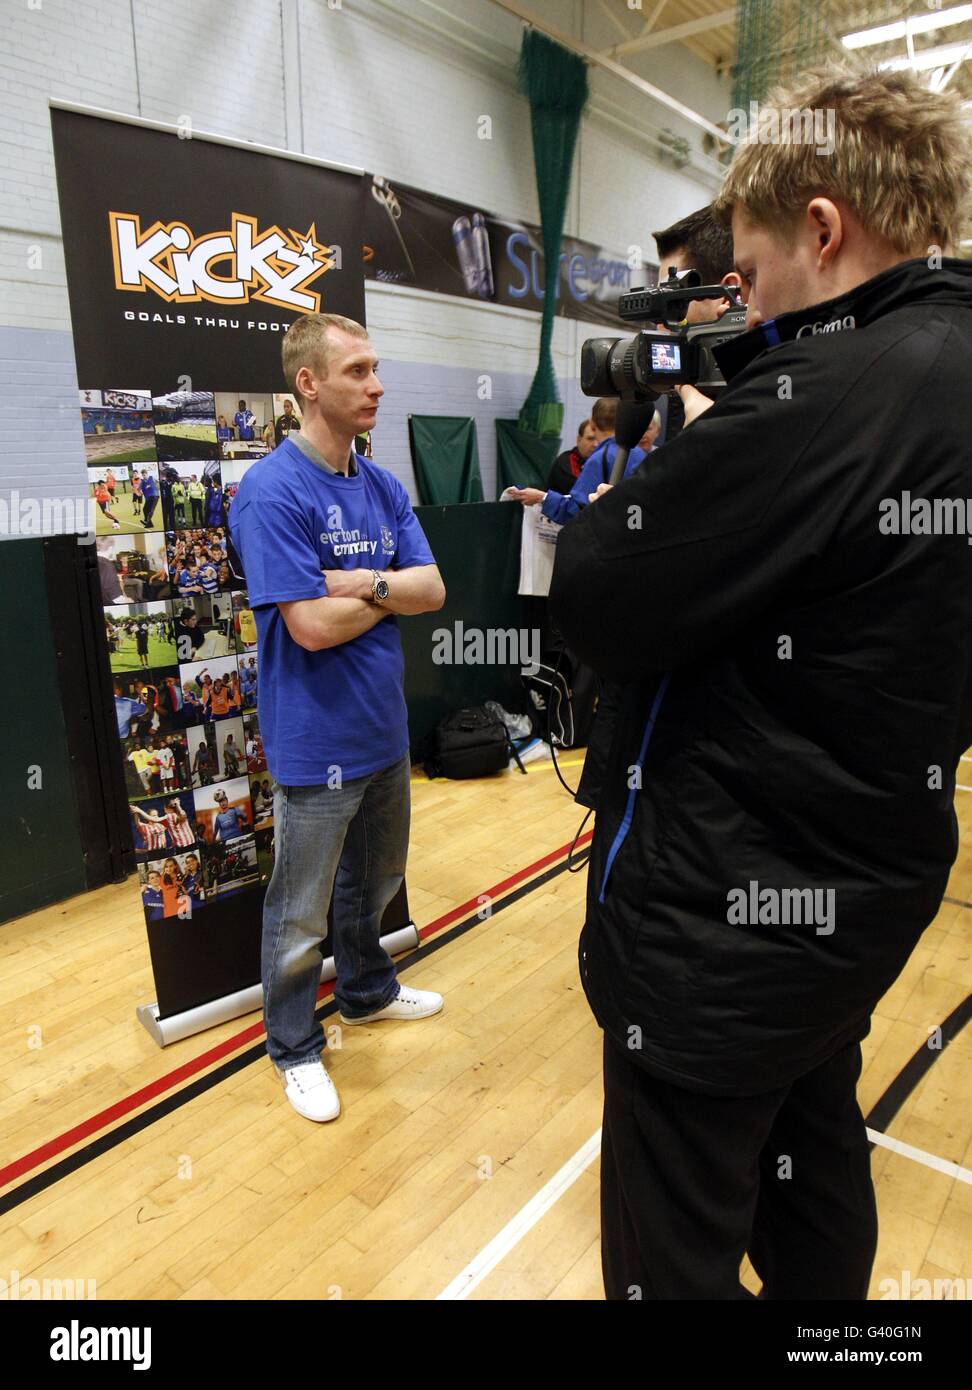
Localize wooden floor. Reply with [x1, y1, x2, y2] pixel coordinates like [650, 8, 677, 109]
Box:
[0, 748, 970, 1301]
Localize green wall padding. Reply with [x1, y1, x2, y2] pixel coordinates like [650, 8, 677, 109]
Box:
[403, 503, 539, 748]
[0, 540, 86, 924]
[495, 418, 560, 496]
[409, 415, 485, 505]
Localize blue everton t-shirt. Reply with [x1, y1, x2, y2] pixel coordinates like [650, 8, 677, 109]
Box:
[229, 438, 435, 784]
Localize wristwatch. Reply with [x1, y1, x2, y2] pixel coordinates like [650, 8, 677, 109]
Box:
[371, 569, 390, 603]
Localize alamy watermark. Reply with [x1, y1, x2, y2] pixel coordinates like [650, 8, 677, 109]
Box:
[0, 492, 95, 537]
[431, 621, 539, 673]
[0, 1269, 96, 1299]
[50, 1319, 150, 1370]
[727, 880, 835, 935]
[878, 1270, 970, 1300]
[879, 492, 972, 543]
[726, 101, 836, 157]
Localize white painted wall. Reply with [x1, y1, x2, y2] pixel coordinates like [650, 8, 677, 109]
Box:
[0, 0, 728, 524]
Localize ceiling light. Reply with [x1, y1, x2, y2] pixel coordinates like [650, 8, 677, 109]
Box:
[842, 4, 972, 49]
[878, 38, 972, 70]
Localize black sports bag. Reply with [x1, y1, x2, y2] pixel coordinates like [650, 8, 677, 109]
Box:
[426, 706, 512, 779]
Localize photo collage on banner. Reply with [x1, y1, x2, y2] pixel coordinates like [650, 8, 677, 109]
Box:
[91, 386, 297, 925]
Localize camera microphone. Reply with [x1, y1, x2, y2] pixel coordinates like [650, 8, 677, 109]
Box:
[609, 400, 657, 485]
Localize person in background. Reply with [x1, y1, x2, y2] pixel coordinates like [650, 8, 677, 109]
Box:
[142, 869, 164, 921]
[234, 400, 256, 441]
[216, 415, 233, 445]
[651, 203, 749, 443]
[206, 477, 225, 528]
[130, 803, 168, 854]
[175, 606, 205, 660]
[274, 398, 301, 446]
[182, 852, 204, 911]
[127, 742, 154, 795]
[158, 471, 174, 531]
[187, 475, 207, 527]
[192, 738, 213, 787]
[223, 732, 242, 778]
[93, 478, 121, 530]
[507, 398, 647, 525]
[211, 788, 248, 842]
[140, 468, 160, 529]
[135, 621, 150, 668]
[170, 476, 187, 528]
[546, 418, 597, 496]
[114, 679, 151, 739]
[160, 856, 190, 918]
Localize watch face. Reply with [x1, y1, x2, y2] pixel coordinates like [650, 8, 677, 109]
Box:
[375, 578, 390, 600]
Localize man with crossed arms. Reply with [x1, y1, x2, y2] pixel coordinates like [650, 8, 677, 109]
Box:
[230, 312, 446, 1122]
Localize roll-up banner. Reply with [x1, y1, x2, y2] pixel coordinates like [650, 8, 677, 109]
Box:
[50, 105, 414, 1040]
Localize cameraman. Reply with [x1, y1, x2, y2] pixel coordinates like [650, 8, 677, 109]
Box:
[550, 64, 972, 1300]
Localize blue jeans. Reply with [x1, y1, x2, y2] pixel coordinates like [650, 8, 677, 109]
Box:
[262, 753, 409, 1069]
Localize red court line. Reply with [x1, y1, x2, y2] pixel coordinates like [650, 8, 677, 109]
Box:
[0, 829, 592, 1192]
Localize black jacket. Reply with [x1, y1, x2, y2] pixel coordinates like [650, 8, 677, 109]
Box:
[550, 258, 972, 1096]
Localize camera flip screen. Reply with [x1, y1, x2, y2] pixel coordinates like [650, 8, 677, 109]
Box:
[651, 341, 681, 372]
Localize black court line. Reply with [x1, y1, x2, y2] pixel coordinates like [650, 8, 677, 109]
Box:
[864, 993, 972, 1135]
[2, 864, 970, 1217]
[0, 854, 572, 1217]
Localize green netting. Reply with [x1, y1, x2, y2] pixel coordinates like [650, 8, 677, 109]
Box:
[732, 0, 831, 108]
[408, 415, 484, 505]
[516, 28, 589, 439]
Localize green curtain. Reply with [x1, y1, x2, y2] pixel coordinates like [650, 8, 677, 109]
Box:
[408, 415, 484, 505]
[517, 29, 589, 440]
[495, 418, 559, 497]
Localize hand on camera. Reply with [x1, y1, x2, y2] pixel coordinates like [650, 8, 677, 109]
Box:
[677, 383, 716, 426]
[589, 483, 613, 504]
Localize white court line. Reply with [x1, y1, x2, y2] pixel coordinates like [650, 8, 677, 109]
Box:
[866, 1128, 972, 1185]
[436, 1129, 602, 1300]
[956, 784, 972, 793]
[436, 1121, 970, 1299]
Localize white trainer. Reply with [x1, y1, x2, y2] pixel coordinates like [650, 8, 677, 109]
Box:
[279, 1059, 341, 1122]
[339, 984, 444, 1025]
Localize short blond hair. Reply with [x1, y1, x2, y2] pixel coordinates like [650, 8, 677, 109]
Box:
[281, 312, 369, 403]
[713, 63, 972, 255]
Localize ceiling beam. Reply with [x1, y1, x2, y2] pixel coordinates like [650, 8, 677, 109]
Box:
[639, 0, 670, 37]
[594, 0, 638, 44]
[488, 0, 736, 145]
[609, 8, 737, 58]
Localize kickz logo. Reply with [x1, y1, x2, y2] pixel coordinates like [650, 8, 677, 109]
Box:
[109, 211, 335, 311]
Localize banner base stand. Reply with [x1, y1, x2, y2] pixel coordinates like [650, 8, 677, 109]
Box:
[136, 922, 421, 1047]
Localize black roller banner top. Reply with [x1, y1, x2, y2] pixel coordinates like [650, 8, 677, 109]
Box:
[51, 107, 365, 395]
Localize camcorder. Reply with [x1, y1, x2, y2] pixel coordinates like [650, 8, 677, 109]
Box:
[580, 267, 748, 401]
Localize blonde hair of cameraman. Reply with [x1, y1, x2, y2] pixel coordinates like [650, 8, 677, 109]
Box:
[714, 63, 971, 256]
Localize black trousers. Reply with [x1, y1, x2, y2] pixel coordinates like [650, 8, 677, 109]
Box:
[600, 1033, 878, 1300]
